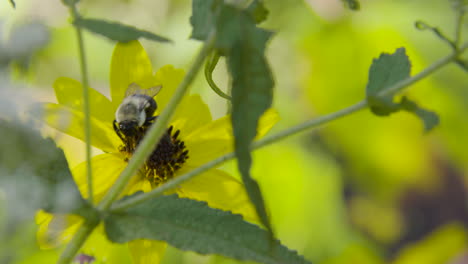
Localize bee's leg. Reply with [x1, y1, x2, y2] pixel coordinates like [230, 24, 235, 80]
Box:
[113, 120, 126, 142]
[145, 115, 158, 126]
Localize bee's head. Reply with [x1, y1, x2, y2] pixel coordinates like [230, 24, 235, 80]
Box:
[119, 120, 139, 136]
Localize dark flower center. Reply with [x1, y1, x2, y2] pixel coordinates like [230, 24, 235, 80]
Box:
[118, 124, 189, 186]
[145, 126, 189, 185]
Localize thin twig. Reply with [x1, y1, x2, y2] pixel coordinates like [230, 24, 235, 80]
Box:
[205, 51, 232, 100]
[70, 5, 93, 204]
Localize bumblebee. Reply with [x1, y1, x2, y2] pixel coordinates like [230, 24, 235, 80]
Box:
[113, 83, 162, 152]
[113, 83, 189, 183]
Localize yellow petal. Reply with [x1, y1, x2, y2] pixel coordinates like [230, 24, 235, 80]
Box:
[123, 174, 152, 196]
[170, 94, 212, 134]
[73, 153, 152, 203]
[36, 211, 82, 249]
[177, 168, 259, 224]
[185, 137, 231, 166]
[257, 108, 280, 138]
[183, 117, 232, 165]
[153, 65, 185, 109]
[80, 225, 133, 264]
[37, 103, 120, 153]
[54, 77, 114, 122]
[184, 108, 279, 165]
[72, 153, 127, 203]
[128, 239, 167, 264]
[110, 41, 154, 108]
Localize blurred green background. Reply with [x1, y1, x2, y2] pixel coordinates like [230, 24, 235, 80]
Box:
[1, 0, 467, 263]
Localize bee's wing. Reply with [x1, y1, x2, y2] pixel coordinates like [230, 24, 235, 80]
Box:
[143, 85, 163, 98]
[125, 83, 143, 97]
[125, 83, 162, 98]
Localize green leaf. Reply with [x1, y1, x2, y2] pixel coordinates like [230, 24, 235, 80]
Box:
[400, 97, 440, 132]
[366, 47, 411, 116]
[190, 0, 269, 41]
[215, 5, 274, 236]
[364, 49, 439, 131]
[366, 47, 411, 95]
[247, 0, 269, 24]
[73, 18, 172, 43]
[366, 95, 401, 116]
[190, 1, 275, 235]
[341, 0, 360, 10]
[105, 195, 310, 264]
[212, 5, 243, 53]
[190, 0, 217, 41]
[9, 0, 15, 8]
[0, 121, 90, 220]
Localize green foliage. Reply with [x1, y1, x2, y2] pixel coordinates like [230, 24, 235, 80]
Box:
[73, 18, 172, 43]
[226, 22, 274, 237]
[218, 3, 275, 236]
[190, 0, 268, 41]
[190, 0, 216, 40]
[191, 0, 275, 239]
[247, 0, 269, 24]
[399, 97, 440, 132]
[0, 121, 89, 217]
[341, 0, 360, 10]
[9, 0, 15, 8]
[365, 47, 409, 116]
[105, 195, 310, 264]
[213, 5, 273, 52]
[366, 48, 440, 131]
[366, 47, 411, 114]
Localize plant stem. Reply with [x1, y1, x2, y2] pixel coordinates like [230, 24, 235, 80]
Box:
[111, 102, 365, 211]
[111, 42, 468, 212]
[98, 32, 216, 211]
[56, 219, 99, 264]
[205, 51, 232, 100]
[70, 5, 93, 204]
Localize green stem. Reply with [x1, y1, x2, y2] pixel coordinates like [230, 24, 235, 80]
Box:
[70, 5, 93, 204]
[205, 51, 232, 100]
[111, 42, 468, 212]
[98, 32, 216, 210]
[415, 21, 456, 49]
[56, 219, 99, 264]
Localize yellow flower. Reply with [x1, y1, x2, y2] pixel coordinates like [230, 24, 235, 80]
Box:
[36, 41, 278, 263]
